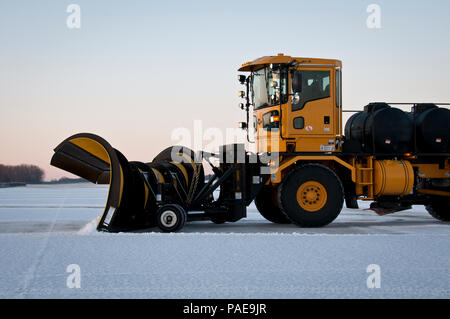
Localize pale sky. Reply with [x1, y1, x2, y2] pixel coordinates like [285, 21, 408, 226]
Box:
[1, 0, 450, 180]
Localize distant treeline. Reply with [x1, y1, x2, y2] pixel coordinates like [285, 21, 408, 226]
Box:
[0, 164, 44, 183]
[46, 177, 86, 184]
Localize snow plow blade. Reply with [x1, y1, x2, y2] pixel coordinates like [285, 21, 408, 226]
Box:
[50, 133, 152, 232]
[50, 133, 149, 231]
[50, 133, 204, 232]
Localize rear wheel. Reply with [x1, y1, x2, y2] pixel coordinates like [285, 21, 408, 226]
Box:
[345, 193, 359, 209]
[255, 186, 291, 224]
[345, 191, 359, 209]
[156, 204, 187, 232]
[278, 164, 344, 227]
[344, 181, 359, 209]
[211, 217, 227, 224]
[426, 198, 450, 221]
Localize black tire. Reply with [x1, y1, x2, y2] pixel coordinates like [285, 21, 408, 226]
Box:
[211, 217, 227, 224]
[254, 186, 291, 224]
[426, 198, 450, 221]
[156, 204, 187, 232]
[345, 192, 359, 209]
[278, 164, 344, 227]
[344, 181, 359, 209]
[345, 194, 359, 209]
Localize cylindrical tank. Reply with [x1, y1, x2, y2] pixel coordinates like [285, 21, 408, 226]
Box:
[411, 104, 450, 153]
[345, 103, 413, 154]
[373, 160, 414, 196]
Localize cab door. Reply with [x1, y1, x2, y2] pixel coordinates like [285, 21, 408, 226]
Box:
[287, 67, 335, 137]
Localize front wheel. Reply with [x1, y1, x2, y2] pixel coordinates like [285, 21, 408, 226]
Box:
[156, 204, 187, 232]
[426, 198, 450, 222]
[278, 164, 344, 227]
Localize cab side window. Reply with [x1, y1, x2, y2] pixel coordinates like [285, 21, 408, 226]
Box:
[291, 70, 330, 111]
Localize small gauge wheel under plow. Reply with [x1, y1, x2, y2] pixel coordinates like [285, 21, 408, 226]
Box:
[156, 204, 187, 232]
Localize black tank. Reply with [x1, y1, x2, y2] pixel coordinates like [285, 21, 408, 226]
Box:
[344, 103, 413, 154]
[411, 104, 450, 153]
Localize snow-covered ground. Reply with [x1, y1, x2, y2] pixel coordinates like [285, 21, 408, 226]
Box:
[0, 184, 449, 298]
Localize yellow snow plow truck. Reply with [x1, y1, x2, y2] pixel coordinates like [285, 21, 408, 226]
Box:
[51, 54, 450, 232]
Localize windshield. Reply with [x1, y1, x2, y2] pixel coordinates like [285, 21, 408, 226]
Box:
[251, 68, 269, 109]
[251, 67, 287, 109]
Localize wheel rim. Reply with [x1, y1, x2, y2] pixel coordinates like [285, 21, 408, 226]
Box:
[160, 210, 177, 227]
[296, 181, 327, 212]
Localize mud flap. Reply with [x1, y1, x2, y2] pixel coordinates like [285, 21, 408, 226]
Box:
[369, 201, 412, 215]
[50, 133, 150, 232]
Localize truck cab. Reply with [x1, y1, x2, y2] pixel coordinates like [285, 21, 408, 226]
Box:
[239, 53, 343, 154]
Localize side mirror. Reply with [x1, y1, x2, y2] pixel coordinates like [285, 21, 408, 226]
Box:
[292, 92, 300, 105]
[238, 75, 246, 84]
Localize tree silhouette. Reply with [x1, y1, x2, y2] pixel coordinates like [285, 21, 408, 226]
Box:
[0, 164, 44, 183]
